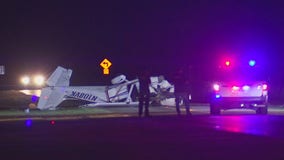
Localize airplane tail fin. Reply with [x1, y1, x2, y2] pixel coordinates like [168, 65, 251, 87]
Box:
[37, 66, 72, 110]
[46, 66, 72, 87]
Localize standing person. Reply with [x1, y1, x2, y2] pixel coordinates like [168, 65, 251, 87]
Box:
[172, 68, 192, 116]
[138, 69, 151, 117]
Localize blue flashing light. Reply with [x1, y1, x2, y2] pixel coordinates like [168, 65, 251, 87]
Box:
[249, 60, 256, 67]
[215, 94, 221, 98]
[31, 95, 38, 103]
[25, 119, 32, 127]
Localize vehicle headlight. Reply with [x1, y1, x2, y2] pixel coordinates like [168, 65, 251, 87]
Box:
[33, 75, 45, 86]
[20, 76, 30, 86]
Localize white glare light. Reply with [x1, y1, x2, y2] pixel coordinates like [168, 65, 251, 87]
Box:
[232, 86, 240, 91]
[242, 85, 250, 91]
[33, 75, 45, 86]
[213, 84, 220, 91]
[262, 84, 268, 90]
[21, 76, 30, 85]
[249, 60, 256, 67]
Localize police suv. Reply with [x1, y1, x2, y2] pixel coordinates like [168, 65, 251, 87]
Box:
[210, 58, 268, 115]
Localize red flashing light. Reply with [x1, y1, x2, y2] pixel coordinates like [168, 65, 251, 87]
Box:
[225, 61, 230, 66]
[262, 84, 268, 91]
[50, 120, 55, 125]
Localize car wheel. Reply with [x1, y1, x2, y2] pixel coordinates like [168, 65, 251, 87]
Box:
[210, 103, 221, 115]
[256, 104, 268, 115]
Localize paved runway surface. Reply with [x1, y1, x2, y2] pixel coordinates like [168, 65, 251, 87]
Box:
[2, 105, 284, 160]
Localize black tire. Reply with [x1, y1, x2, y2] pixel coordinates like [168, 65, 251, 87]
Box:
[256, 105, 268, 115]
[210, 103, 221, 115]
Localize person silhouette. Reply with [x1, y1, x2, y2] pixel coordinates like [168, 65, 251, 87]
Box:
[172, 68, 191, 116]
[138, 69, 151, 117]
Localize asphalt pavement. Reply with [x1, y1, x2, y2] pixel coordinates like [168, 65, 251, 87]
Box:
[1, 105, 284, 160]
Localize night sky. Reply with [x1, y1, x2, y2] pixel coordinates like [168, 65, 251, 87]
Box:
[0, 0, 284, 85]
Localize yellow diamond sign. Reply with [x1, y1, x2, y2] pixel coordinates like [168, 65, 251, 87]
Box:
[100, 59, 112, 69]
[100, 58, 112, 75]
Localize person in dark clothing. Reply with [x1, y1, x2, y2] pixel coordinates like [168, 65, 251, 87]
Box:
[172, 68, 191, 116]
[138, 70, 151, 117]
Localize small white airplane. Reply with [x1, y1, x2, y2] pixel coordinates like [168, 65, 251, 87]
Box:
[37, 66, 175, 110]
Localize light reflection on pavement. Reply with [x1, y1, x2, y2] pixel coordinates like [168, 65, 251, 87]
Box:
[211, 116, 270, 136]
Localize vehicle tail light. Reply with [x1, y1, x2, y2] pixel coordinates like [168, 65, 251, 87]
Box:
[262, 84, 268, 91]
[232, 86, 240, 91]
[213, 84, 220, 91]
